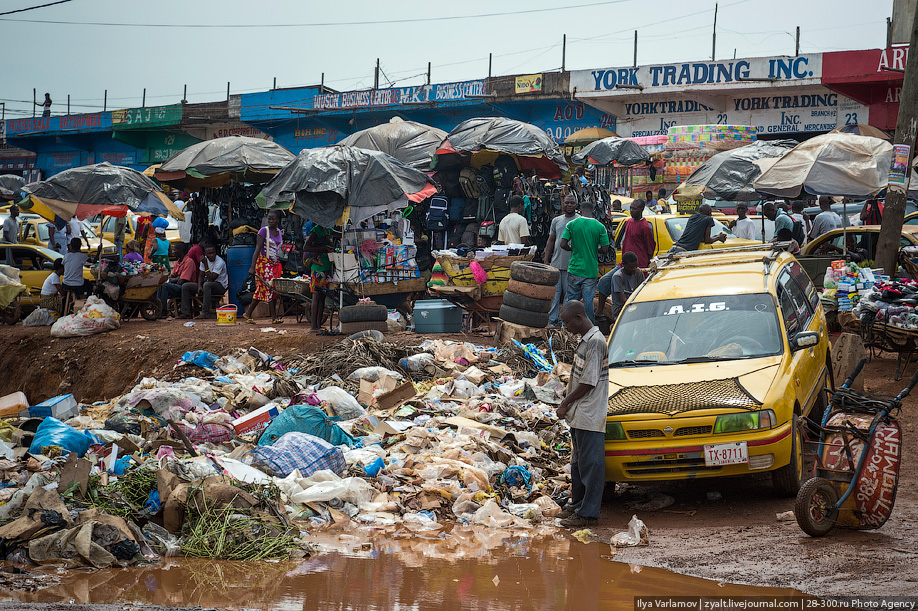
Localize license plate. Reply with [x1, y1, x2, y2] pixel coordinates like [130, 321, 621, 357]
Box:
[704, 441, 749, 466]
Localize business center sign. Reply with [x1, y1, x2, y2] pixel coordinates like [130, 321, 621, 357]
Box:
[313, 79, 486, 111]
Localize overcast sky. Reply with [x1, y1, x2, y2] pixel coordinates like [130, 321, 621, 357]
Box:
[0, 0, 895, 119]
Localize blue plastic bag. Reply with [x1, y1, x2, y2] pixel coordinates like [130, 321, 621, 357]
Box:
[500, 465, 532, 491]
[258, 404, 357, 448]
[29, 417, 98, 457]
[180, 350, 219, 369]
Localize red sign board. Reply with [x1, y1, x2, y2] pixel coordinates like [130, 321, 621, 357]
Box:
[821, 47, 906, 131]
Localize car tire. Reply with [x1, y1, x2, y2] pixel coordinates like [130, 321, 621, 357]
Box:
[772, 414, 804, 497]
[794, 477, 838, 537]
[510, 261, 560, 286]
[502, 290, 552, 313]
[499, 304, 550, 328]
[340, 320, 388, 334]
[339, 303, 388, 323]
[507, 279, 557, 300]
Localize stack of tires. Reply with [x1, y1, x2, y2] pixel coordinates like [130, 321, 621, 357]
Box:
[500, 261, 560, 329]
[339, 302, 388, 334]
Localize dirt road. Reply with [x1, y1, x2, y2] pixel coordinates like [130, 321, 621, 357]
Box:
[1, 322, 915, 597]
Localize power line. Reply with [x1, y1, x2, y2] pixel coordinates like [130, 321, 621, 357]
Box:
[0, 0, 71, 17]
[0, 0, 635, 27]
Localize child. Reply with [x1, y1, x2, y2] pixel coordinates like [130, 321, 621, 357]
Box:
[40, 259, 65, 313]
[124, 240, 143, 263]
[62, 238, 89, 297]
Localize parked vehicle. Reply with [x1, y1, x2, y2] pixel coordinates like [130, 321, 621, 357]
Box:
[611, 214, 757, 258]
[18, 216, 116, 256]
[0, 244, 94, 307]
[797, 225, 918, 287]
[604, 245, 830, 496]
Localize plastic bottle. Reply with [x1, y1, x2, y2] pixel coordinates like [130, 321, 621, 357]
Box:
[399, 353, 435, 371]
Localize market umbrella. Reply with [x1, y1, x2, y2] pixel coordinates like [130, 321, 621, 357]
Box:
[831, 123, 892, 141]
[155, 135, 295, 189]
[20, 162, 183, 221]
[0, 175, 26, 201]
[752, 133, 893, 199]
[563, 127, 617, 145]
[432, 117, 568, 179]
[258, 145, 438, 227]
[337, 117, 447, 171]
[571, 137, 652, 167]
[672, 139, 797, 202]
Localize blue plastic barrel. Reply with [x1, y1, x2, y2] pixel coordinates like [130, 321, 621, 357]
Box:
[226, 245, 256, 308]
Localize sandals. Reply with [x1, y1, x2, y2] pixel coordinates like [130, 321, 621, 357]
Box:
[271, 318, 284, 324]
[244, 317, 256, 324]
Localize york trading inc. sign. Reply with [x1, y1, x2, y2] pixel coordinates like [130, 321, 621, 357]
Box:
[313, 79, 486, 110]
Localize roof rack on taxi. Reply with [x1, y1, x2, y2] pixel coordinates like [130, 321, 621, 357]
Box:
[648, 242, 793, 277]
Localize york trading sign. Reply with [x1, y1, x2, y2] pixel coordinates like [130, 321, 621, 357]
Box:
[313, 80, 486, 110]
[571, 54, 823, 94]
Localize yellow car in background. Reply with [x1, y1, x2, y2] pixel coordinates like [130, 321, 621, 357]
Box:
[99, 214, 182, 247]
[611, 214, 757, 258]
[604, 247, 830, 496]
[0, 243, 94, 307]
[797, 225, 918, 287]
[18, 216, 117, 256]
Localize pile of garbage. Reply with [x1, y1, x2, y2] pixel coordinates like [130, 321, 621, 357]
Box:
[0, 336, 577, 567]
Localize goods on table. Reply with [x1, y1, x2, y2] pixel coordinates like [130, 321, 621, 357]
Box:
[822, 261, 889, 313]
[663, 125, 757, 184]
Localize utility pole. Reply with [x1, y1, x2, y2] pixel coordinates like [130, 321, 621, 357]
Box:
[488, 53, 492, 78]
[374, 59, 380, 89]
[633, 30, 638, 67]
[876, 1, 918, 275]
[427, 62, 431, 85]
[712, 2, 718, 61]
[226, 82, 230, 100]
[795, 26, 800, 56]
[142, 88, 146, 107]
[104, 90, 107, 112]
[183, 84, 187, 103]
[888, 17, 893, 48]
[320, 73, 325, 94]
[273, 77, 277, 90]
[67, 95, 70, 115]
[562, 34, 566, 72]
[32, 89, 36, 118]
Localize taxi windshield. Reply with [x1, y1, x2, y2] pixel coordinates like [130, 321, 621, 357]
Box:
[608, 293, 782, 366]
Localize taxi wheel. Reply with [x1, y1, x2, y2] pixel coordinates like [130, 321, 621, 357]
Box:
[794, 477, 838, 537]
[772, 414, 804, 497]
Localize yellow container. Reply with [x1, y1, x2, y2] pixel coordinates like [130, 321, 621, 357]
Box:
[216, 305, 237, 325]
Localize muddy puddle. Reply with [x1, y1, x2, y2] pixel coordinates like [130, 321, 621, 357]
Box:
[0, 526, 800, 610]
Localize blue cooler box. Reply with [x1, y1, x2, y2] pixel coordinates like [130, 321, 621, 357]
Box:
[414, 300, 463, 333]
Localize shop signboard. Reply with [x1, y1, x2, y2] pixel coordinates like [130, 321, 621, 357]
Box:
[571, 54, 823, 95]
[6, 112, 111, 136]
[527, 100, 617, 143]
[313, 79, 486, 111]
[112, 104, 183, 130]
[98, 151, 137, 165]
[677, 200, 702, 215]
[515, 74, 543, 94]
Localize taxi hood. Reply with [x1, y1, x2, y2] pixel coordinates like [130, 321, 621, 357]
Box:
[607, 359, 781, 416]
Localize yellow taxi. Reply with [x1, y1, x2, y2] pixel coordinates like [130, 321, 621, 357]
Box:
[0, 243, 94, 307]
[611, 213, 757, 258]
[18, 216, 117, 256]
[99, 214, 182, 247]
[604, 246, 830, 496]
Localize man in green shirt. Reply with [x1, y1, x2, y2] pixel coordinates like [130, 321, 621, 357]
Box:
[561, 202, 611, 323]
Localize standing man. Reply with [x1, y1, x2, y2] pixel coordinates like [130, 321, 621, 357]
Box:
[729, 203, 758, 240]
[789, 201, 811, 245]
[543, 194, 579, 327]
[809, 196, 842, 240]
[176, 192, 194, 244]
[557, 300, 609, 528]
[180, 244, 227, 319]
[669, 204, 726, 253]
[113, 215, 128, 264]
[763, 202, 799, 253]
[497, 195, 530, 245]
[561, 201, 611, 323]
[47, 218, 68, 254]
[596, 251, 645, 321]
[66, 215, 85, 249]
[644, 190, 657, 213]
[2, 206, 19, 243]
[620, 199, 655, 268]
[35, 93, 52, 118]
[657, 188, 669, 213]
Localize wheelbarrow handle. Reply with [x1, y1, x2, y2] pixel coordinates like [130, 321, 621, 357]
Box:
[842, 358, 867, 390]
[896, 365, 918, 401]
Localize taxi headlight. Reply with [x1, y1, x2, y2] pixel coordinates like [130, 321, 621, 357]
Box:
[713, 410, 776, 434]
[605, 421, 626, 440]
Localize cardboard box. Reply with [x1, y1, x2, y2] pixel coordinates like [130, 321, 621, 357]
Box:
[232, 403, 282, 435]
[20, 394, 79, 420]
[376, 380, 417, 411]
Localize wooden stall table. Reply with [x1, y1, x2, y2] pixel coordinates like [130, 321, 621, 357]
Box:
[839, 310, 918, 381]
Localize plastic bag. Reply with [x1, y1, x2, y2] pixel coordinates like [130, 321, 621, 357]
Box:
[471, 499, 516, 528]
[507, 503, 542, 520]
[29, 417, 98, 457]
[23, 308, 57, 327]
[289, 472, 373, 507]
[533, 495, 562, 518]
[181, 350, 219, 369]
[346, 367, 404, 383]
[399, 353, 435, 371]
[315, 386, 366, 421]
[51, 296, 120, 338]
[611, 515, 650, 547]
[143, 522, 181, 557]
[258, 404, 357, 448]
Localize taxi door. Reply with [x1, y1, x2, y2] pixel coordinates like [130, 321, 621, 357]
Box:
[776, 267, 823, 415]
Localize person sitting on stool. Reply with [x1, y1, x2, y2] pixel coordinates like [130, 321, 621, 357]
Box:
[180, 244, 227, 319]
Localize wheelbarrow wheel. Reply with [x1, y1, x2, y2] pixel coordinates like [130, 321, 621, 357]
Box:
[1, 297, 20, 325]
[140, 299, 163, 321]
[794, 477, 838, 537]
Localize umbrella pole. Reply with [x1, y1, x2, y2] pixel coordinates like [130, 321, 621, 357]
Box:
[337, 220, 346, 332]
[761, 213, 765, 244]
[843, 200, 847, 257]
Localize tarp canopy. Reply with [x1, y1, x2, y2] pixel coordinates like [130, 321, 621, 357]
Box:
[571, 137, 651, 167]
[156, 136, 296, 188]
[831, 123, 892, 141]
[21, 162, 182, 221]
[564, 127, 617, 144]
[258, 145, 438, 227]
[337, 117, 446, 171]
[0, 175, 26, 200]
[753, 133, 893, 198]
[432, 117, 568, 179]
[673, 139, 797, 202]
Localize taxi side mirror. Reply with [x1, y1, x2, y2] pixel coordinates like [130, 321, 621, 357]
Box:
[791, 331, 819, 351]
